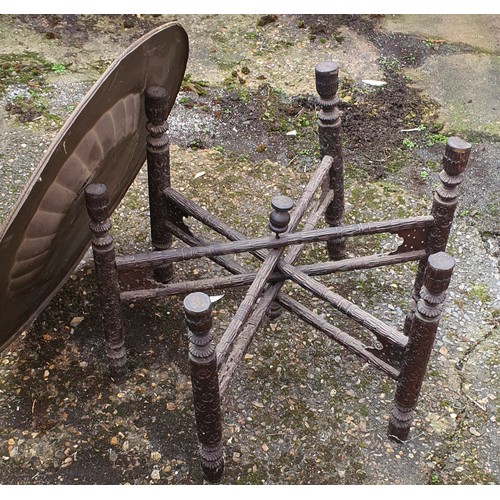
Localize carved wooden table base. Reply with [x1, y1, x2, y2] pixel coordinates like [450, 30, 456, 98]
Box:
[85, 62, 471, 483]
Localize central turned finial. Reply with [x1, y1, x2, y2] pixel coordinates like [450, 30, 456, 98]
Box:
[315, 61, 339, 101]
[269, 195, 294, 238]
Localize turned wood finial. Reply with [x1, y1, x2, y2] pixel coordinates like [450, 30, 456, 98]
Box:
[85, 183, 111, 228]
[145, 85, 169, 124]
[315, 62, 339, 102]
[435, 136, 471, 205]
[417, 252, 455, 319]
[424, 252, 455, 295]
[442, 137, 471, 176]
[269, 195, 294, 238]
[184, 292, 213, 337]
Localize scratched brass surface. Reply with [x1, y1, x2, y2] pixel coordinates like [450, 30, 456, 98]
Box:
[0, 22, 188, 350]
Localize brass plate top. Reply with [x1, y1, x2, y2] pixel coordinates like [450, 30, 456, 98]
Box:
[0, 22, 189, 350]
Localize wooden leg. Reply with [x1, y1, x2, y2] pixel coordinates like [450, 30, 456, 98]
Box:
[388, 252, 455, 441]
[145, 85, 174, 283]
[403, 137, 471, 335]
[85, 183, 127, 384]
[184, 292, 224, 483]
[315, 62, 346, 260]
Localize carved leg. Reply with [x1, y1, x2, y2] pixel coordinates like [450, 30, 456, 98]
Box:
[404, 137, 471, 334]
[184, 292, 224, 483]
[145, 86, 174, 283]
[85, 183, 127, 384]
[315, 62, 345, 260]
[388, 252, 455, 441]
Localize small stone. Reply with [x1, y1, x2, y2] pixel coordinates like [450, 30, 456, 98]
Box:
[110, 436, 119, 446]
[262, 444, 269, 452]
[151, 451, 162, 462]
[151, 468, 160, 481]
[232, 452, 241, 463]
[166, 402, 176, 411]
[70, 317, 84, 327]
[469, 427, 481, 437]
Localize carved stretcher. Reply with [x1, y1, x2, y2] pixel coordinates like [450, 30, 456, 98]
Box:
[0, 24, 471, 484]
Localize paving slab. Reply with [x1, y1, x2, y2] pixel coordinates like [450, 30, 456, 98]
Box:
[383, 14, 500, 52]
[382, 15, 500, 138]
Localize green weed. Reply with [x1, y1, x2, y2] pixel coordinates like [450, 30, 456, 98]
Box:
[402, 138, 417, 149]
[51, 62, 70, 75]
[469, 283, 492, 303]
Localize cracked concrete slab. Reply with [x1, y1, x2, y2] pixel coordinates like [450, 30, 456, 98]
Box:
[383, 14, 500, 52]
[406, 53, 500, 138]
[381, 14, 500, 139]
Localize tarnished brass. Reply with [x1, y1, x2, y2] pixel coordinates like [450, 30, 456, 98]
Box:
[0, 22, 188, 350]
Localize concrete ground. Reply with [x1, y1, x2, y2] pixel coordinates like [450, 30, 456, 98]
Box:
[0, 14, 498, 486]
